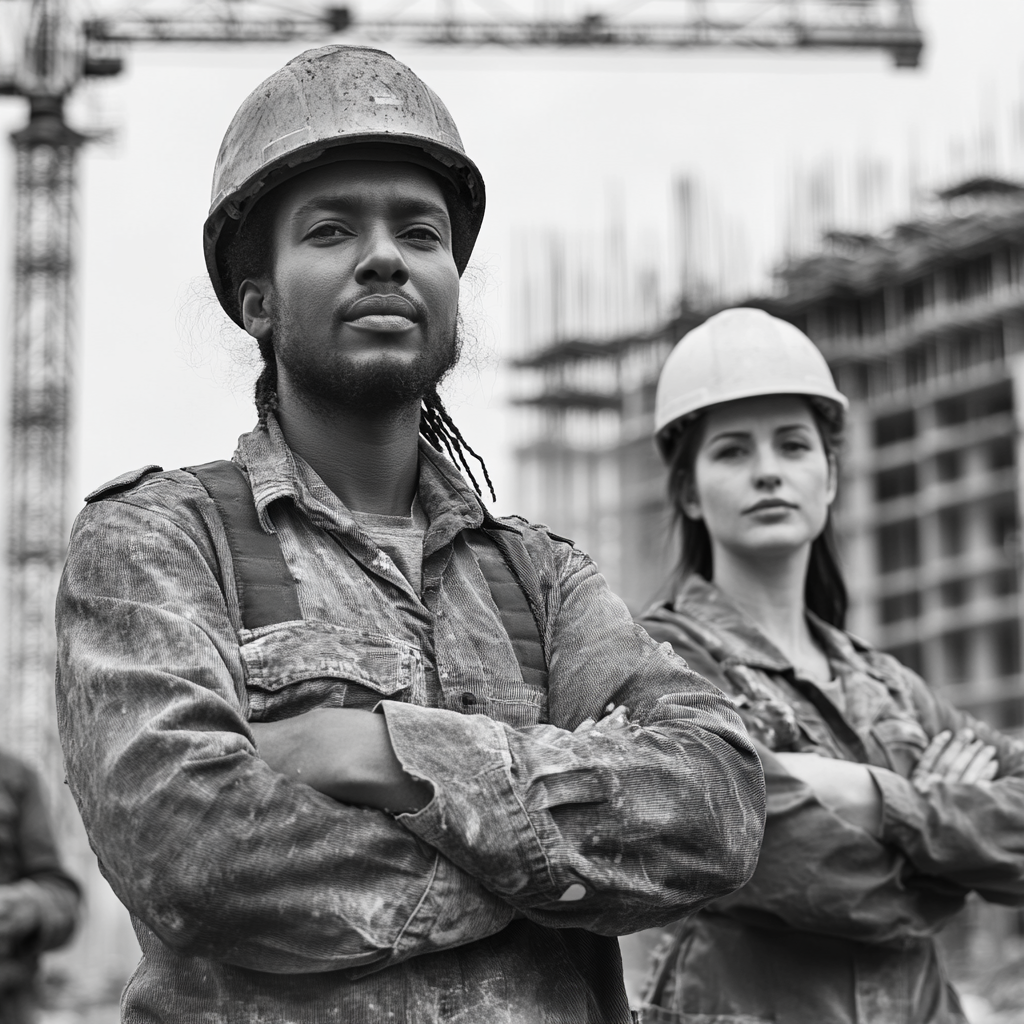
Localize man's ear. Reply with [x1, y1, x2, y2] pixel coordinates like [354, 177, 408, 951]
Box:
[239, 279, 272, 341]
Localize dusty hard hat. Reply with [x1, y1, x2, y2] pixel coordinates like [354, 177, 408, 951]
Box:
[654, 307, 848, 456]
[204, 45, 486, 325]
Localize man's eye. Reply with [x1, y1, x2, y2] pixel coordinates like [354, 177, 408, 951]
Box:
[402, 226, 441, 243]
[309, 223, 350, 239]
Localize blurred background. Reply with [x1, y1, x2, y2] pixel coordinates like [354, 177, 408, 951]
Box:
[1, 1, 1024, 1020]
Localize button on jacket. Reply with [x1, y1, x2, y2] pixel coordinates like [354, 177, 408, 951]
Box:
[640, 575, 1024, 1024]
[55, 419, 765, 1024]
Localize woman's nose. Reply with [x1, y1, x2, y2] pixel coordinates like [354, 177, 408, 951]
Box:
[354, 229, 410, 286]
[753, 447, 782, 489]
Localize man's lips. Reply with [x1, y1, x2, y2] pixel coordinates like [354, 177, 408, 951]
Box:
[343, 294, 419, 322]
[346, 314, 417, 331]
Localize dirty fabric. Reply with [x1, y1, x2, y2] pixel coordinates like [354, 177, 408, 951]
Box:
[0, 751, 80, 1023]
[55, 418, 765, 1024]
[348, 496, 428, 595]
[640, 574, 1024, 1024]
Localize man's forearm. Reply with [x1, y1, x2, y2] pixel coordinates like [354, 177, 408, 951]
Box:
[251, 708, 433, 813]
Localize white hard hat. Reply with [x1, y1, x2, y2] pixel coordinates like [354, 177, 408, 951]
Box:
[654, 307, 848, 453]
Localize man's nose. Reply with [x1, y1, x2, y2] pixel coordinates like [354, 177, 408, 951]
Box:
[354, 228, 410, 286]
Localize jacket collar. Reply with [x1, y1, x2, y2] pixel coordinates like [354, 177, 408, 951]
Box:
[671, 575, 882, 680]
[234, 414, 488, 557]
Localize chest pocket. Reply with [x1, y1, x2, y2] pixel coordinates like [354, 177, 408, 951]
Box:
[240, 621, 424, 722]
[188, 460, 549, 720]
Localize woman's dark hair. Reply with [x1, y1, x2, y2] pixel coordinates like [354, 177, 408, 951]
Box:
[217, 186, 495, 502]
[663, 397, 848, 628]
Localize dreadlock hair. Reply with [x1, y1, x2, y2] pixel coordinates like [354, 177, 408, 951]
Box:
[662, 396, 848, 629]
[217, 179, 497, 503]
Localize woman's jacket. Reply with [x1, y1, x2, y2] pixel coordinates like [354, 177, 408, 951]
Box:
[638, 575, 1024, 1024]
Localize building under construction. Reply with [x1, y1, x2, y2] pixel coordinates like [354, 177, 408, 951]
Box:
[515, 176, 1024, 736]
[513, 175, 1024, 992]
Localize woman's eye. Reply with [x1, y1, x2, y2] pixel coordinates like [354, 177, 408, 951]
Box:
[781, 440, 811, 454]
[713, 445, 746, 460]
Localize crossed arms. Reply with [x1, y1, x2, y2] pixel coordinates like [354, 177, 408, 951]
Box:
[55, 491, 765, 974]
[665, 633, 1024, 945]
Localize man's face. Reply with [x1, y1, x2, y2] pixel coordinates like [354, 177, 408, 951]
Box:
[249, 159, 461, 413]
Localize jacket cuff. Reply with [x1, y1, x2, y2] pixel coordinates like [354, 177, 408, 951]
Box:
[867, 766, 926, 848]
[380, 702, 557, 902]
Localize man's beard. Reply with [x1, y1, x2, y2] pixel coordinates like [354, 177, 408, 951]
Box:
[272, 304, 462, 414]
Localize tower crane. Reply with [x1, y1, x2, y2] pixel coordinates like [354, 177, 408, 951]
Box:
[0, 0, 921, 836]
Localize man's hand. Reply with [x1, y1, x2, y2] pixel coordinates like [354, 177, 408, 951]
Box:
[251, 708, 433, 814]
[775, 752, 883, 837]
[0, 884, 40, 942]
[911, 729, 999, 794]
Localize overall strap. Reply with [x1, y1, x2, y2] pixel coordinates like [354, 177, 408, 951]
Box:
[187, 460, 548, 689]
[186, 460, 302, 629]
[464, 528, 548, 690]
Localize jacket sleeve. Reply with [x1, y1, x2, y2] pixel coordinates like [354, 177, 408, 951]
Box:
[3, 761, 80, 955]
[56, 497, 513, 974]
[638, 625, 968, 944]
[710, 745, 968, 943]
[865, 657, 1024, 903]
[382, 540, 766, 936]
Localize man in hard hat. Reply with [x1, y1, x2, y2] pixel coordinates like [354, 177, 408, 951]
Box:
[55, 46, 765, 1022]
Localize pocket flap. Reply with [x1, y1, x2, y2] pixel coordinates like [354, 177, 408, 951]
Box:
[240, 620, 421, 697]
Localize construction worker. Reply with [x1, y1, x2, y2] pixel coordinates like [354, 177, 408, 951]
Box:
[54, 47, 765, 1023]
[0, 748, 79, 1024]
[639, 307, 1024, 1023]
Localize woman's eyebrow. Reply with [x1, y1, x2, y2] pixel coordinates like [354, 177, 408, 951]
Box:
[706, 430, 752, 444]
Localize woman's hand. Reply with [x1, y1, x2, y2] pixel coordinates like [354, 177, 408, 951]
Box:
[775, 752, 883, 837]
[911, 729, 999, 794]
[250, 708, 433, 813]
[575, 703, 630, 734]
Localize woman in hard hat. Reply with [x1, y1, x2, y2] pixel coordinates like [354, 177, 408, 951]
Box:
[638, 307, 1024, 1024]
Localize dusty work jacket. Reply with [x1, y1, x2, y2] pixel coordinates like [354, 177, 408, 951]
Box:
[639, 575, 1024, 1024]
[0, 750, 80, 1023]
[55, 418, 765, 1024]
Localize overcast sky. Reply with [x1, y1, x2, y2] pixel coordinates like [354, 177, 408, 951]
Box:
[0, 0, 1023, 519]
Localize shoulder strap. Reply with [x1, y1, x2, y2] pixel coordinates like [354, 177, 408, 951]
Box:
[186, 460, 548, 688]
[186, 460, 301, 630]
[464, 528, 548, 690]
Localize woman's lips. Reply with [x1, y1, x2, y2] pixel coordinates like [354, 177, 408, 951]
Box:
[745, 500, 796, 514]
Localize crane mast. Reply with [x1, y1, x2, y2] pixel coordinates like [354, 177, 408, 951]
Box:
[0, 2, 92, 828]
[6, 97, 83, 814]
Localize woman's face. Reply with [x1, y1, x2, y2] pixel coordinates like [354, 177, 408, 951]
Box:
[684, 394, 837, 563]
